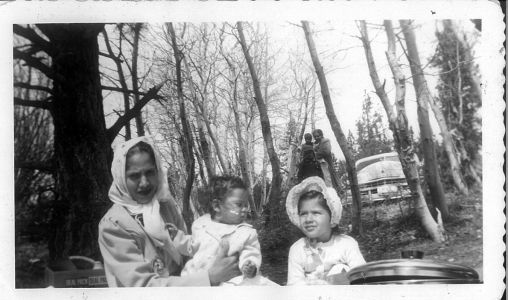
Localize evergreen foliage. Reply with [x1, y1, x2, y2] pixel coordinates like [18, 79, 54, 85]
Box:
[431, 20, 482, 186]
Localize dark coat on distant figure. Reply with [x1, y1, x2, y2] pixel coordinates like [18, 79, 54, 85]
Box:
[314, 138, 340, 190]
[297, 142, 323, 182]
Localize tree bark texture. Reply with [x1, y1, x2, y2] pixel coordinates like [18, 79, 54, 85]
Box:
[237, 22, 282, 214]
[37, 24, 113, 259]
[232, 79, 258, 217]
[200, 88, 227, 173]
[131, 23, 145, 137]
[168, 23, 194, 231]
[102, 28, 131, 140]
[428, 96, 469, 195]
[183, 57, 215, 181]
[191, 122, 207, 186]
[359, 20, 444, 242]
[400, 20, 449, 220]
[286, 94, 308, 191]
[302, 21, 363, 235]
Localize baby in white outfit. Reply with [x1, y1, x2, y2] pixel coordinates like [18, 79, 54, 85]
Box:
[167, 176, 275, 286]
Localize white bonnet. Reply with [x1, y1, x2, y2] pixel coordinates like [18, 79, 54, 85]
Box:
[285, 176, 343, 228]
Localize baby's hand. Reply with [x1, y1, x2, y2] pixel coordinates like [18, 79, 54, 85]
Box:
[165, 223, 179, 239]
[241, 260, 257, 278]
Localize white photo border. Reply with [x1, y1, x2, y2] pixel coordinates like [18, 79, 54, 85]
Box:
[1, 1, 504, 299]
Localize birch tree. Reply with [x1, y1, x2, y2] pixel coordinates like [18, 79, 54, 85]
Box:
[302, 21, 363, 235]
[400, 20, 449, 220]
[358, 20, 445, 242]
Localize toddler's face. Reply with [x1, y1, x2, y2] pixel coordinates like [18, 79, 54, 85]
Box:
[214, 188, 249, 225]
[298, 197, 332, 243]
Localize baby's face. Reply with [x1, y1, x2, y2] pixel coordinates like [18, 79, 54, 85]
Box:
[215, 188, 249, 225]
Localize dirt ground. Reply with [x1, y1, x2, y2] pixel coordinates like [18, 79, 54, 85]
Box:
[15, 191, 483, 288]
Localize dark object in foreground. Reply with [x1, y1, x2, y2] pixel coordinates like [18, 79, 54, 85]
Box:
[45, 256, 107, 288]
[347, 259, 480, 284]
[400, 249, 424, 259]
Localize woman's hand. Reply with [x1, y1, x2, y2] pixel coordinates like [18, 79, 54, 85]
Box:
[207, 239, 242, 286]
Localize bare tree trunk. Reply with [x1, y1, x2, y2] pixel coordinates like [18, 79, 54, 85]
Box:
[261, 147, 268, 207]
[286, 93, 309, 190]
[247, 126, 257, 193]
[131, 23, 145, 136]
[231, 78, 258, 218]
[359, 20, 445, 242]
[36, 24, 113, 259]
[284, 112, 297, 189]
[448, 20, 482, 106]
[400, 20, 449, 220]
[218, 45, 257, 213]
[237, 22, 282, 214]
[428, 96, 469, 194]
[208, 87, 230, 173]
[302, 21, 363, 236]
[183, 57, 215, 180]
[311, 86, 316, 133]
[196, 119, 214, 179]
[299, 92, 310, 142]
[190, 121, 207, 186]
[102, 28, 131, 140]
[168, 23, 194, 230]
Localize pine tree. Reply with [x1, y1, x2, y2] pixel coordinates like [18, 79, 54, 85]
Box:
[355, 92, 393, 160]
[431, 20, 482, 187]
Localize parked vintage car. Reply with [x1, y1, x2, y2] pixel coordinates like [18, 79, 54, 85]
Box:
[344, 152, 413, 204]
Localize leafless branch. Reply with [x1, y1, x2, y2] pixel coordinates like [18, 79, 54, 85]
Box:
[99, 51, 123, 62]
[14, 82, 52, 94]
[13, 25, 54, 56]
[101, 85, 147, 95]
[13, 48, 60, 81]
[14, 97, 52, 110]
[107, 83, 164, 141]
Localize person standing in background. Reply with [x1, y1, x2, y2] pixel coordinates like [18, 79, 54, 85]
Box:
[312, 129, 340, 192]
[297, 133, 324, 182]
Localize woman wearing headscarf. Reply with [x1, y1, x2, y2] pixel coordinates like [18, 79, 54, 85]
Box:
[98, 136, 240, 287]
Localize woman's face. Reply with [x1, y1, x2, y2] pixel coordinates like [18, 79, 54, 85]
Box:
[125, 151, 158, 204]
[312, 131, 322, 143]
[298, 197, 332, 243]
[214, 188, 249, 225]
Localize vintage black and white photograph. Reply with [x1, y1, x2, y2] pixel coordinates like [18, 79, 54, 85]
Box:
[3, 1, 505, 299]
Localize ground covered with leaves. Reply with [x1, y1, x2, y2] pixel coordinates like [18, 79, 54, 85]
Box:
[15, 190, 483, 288]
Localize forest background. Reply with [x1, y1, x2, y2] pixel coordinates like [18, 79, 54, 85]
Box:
[7, 2, 504, 294]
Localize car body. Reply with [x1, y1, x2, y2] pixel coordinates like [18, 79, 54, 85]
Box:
[344, 152, 413, 204]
